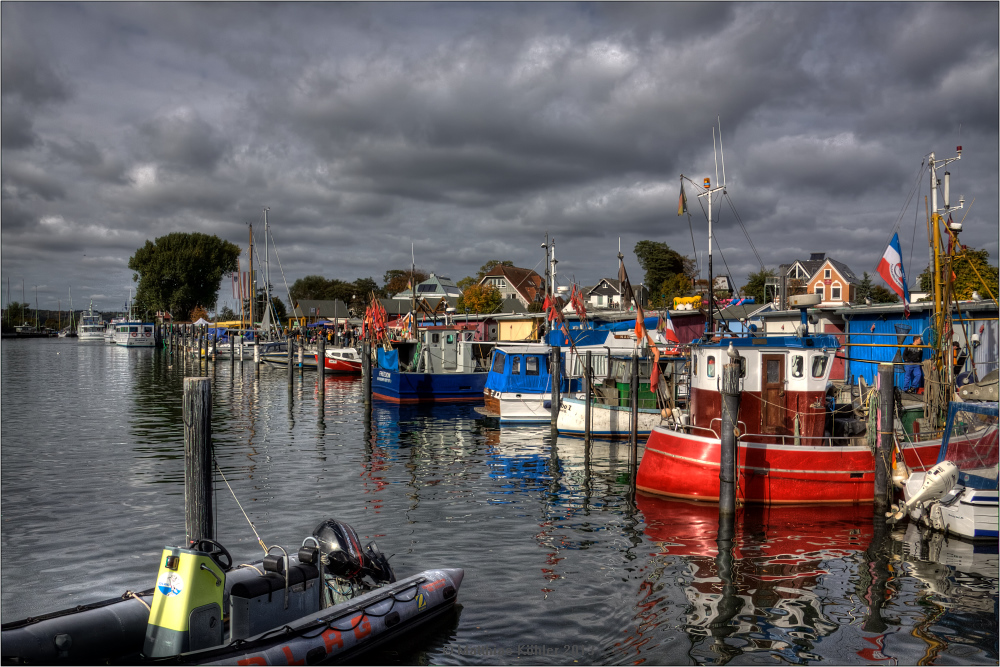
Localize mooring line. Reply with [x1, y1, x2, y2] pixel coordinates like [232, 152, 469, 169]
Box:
[214, 459, 268, 554]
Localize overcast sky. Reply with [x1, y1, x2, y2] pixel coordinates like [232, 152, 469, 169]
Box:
[3, 2, 997, 313]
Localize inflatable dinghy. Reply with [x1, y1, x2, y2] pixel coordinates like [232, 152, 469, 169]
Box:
[1, 519, 463, 664]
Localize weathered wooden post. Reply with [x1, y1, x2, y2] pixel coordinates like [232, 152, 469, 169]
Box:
[584, 350, 593, 443]
[875, 362, 894, 513]
[362, 341, 372, 407]
[550, 345, 561, 429]
[318, 335, 326, 378]
[229, 331, 234, 362]
[630, 355, 639, 473]
[719, 357, 742, 517]
[183, 377, 213, 544]
[287, 339, 295, 385]
[212, 322, 217, 361]
[297, 335, 304, 371]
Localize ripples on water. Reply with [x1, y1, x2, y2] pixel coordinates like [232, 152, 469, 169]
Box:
[2, 338, 997, 664]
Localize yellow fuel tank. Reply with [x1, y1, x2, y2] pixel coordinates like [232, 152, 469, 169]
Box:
[143, 546, 225, 657]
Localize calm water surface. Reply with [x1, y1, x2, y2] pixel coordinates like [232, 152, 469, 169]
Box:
[2, 338, 997, 664]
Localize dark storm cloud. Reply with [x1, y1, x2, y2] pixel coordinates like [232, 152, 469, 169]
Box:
[0, 2, 996, 311]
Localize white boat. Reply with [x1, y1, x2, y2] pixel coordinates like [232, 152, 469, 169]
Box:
[894, 401, 998, 541]
[77, 301, 105, 342]
[557, 396, 664, 438]
[105, 318, 125, 343]
[114, 321, 156, 347]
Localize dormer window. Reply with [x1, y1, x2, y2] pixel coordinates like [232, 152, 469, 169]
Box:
[824, 269, 831, 279]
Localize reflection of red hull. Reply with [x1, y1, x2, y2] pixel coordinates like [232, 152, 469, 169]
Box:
[636, 492, 874, 559]
[314, 354, 362, 374]
[637, 426, 941, 504]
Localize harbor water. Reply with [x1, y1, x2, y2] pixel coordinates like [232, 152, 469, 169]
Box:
[2, 337, 997, 664]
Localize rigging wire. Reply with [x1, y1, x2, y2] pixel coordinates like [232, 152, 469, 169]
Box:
[871, 158, 928, 277]
[908, 161, 926, 289]
[722, 192, 765, 272]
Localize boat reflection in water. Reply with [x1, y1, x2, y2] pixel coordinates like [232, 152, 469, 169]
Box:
[638, 494, 872, 663]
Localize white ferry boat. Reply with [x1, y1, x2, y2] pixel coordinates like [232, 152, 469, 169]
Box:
[114, 321, 156, 347]
[77, 301, 105, 342]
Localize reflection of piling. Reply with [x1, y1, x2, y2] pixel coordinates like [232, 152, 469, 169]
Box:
[862, 512, 890, 634]
[875, 363, 894, 513]
[720, 360, 742, 516]
[550, 346, 561, 429]
[710, 512, 743, 650]
[229, 332, 234, 362]
[253, 341, 260, 365]
[317, 336, 326, 398]
[584, 350, 592, 443]
[362, 342, 372, 407]
[297, 336, 304, 374]
[183, 377, 213, 544]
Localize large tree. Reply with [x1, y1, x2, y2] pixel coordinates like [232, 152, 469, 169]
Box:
[917, 246, 998, 300]
[457, 284, 503, 314]
[383, 269, 429, 296]
[129, 232, 241, 319]
[633, 241, 689, 295]
[740, 267, 777, 305]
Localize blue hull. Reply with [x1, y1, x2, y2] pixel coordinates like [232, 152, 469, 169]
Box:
[372, 369, 487, 403]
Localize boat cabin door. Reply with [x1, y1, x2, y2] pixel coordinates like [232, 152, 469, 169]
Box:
[761, 354, 787, 435]
[442, 332, 458, 370]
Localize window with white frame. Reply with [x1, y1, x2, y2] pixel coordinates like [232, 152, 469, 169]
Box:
[815, 285, 824, 300]
[824, 268, 831, 279]
[831, 282, 842, 300]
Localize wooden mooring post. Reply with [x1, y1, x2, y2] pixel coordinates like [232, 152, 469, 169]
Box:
[287, 339, 295, 385]
[229, 332, 234, 362]
[550, 345, 561, 430]
[630, 355, 639, 477]
[875, 363, 894, 513]
[584, 350, 592, 443]
[317, 335, 326, 397]
[719, 359, 742, 517]
[362, 341, 372, 407]
[183, 377, 213, 544]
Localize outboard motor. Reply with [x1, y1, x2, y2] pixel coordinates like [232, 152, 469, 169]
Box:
[886, 461, 959, 523]
[309, 519, 395, 607]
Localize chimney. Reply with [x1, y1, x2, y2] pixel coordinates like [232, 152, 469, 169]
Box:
[809, 252, 825, 261]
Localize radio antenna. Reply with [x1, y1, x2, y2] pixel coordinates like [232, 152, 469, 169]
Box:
[718, 115, 726, 188]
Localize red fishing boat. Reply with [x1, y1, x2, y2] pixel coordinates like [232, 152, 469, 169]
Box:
[315, 346, 363, 374]
[636, 310, 942, 504]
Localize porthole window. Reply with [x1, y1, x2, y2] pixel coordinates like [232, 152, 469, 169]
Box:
[707, 356, 716, 378]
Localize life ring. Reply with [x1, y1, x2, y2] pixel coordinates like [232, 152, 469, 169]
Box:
[131, 333, 137, 337]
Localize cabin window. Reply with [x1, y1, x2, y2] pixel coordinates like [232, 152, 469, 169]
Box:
[831, 283, 842, 300]
[432, 333, 440, 344]
[511, 355, 521, 375]
[811, 354, 828, 379]
[737, 356, 747, 378]
[692, 354, 698, 376]
[491, 351, 506, 373]
[791, 355, 804, 378]
[707, 356, 716, 378]
[446, 334, 455, 344]
[526, 356, 540, 375]
[129, 326, 138, 333]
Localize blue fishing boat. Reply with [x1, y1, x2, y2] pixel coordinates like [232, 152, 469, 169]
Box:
[372, 328, 495, 403]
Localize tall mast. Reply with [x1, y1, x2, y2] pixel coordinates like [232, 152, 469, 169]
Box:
[411, 242, 417, 341]
[248, 223, 255, 331]
[541, 233, 550, 299]
[264, 208, 270, 334]
[550, 237, 557, 298]
[928, 146, 963, 393]
[696, 121, 726, 338]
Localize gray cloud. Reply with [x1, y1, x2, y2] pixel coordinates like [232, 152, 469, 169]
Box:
[0, 2, 996, 312]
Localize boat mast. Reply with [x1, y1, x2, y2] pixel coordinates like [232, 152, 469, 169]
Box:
[248, 223, 255, 332]
[928, 147, 964, 394]
[410, 243, 417, 341]
[696, 119, 726, 338]
[264, 208, 271, 335]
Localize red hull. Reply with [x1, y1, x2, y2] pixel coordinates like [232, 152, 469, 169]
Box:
[314, 354, 362, 374]
[637, 426, 942, 504]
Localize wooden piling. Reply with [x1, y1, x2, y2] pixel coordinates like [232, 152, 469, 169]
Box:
[183, 377, 213, 544]
[229, 331, 234, 361]
[362, 341, 372, 406]
[719, 360, 742, 517]
[550, 345, 561, 428]
[584, 350, 592, 443]
[630, 355, 639, 472]
[318, 335, 326, 378]
[875, 362, 894, 512]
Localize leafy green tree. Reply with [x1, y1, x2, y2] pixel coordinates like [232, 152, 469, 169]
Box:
[217, 306, 238, 321]
[129, 232, 241, 319]
[456, 276, 477, 291]
[870, 285, 899, 303]
[289, 275, 332, 303]
[654, 273, 692, 309]
[740, 267, 777, 305]
[3, 301, 31, 330]
[917, 247, 998, 300]
[634, 241, 688, 293]
[854, 272, 873, 304]
[383, 269, 428, 296]
[457, 284, 503, 314]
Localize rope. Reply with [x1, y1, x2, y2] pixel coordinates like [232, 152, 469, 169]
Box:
[215, 460, 268, 554]
[122, 590, 151, 611]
